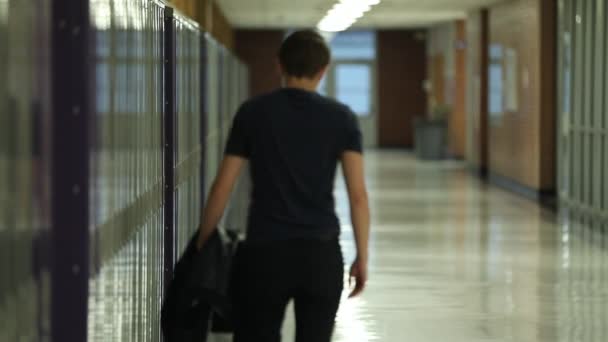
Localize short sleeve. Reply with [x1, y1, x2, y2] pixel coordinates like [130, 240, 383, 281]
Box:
[225, 104, 251, 158]
[342, 110, 363, 153]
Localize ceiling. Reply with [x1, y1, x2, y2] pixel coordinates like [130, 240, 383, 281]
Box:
[217, 0, 506, 29]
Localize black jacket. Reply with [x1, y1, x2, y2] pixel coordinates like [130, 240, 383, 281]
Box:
[161, 228, 239, 341]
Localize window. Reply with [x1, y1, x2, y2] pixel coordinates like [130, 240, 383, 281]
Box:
[488, 44, 503, 121]
[336, 64, 372, 115]
[330, 30, 376, 60]
[319, 30, 376, 116]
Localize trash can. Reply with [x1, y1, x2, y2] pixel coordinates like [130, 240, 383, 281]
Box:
[414, 118, 447, 160]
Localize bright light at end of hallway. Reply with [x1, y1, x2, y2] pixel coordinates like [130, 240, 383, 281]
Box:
[317, 0, 381, 32]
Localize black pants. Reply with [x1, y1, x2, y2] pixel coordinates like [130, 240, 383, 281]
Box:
[232, 237, 344, 342]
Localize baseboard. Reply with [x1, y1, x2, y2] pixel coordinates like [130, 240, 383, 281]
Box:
[488, 172, 557, 211]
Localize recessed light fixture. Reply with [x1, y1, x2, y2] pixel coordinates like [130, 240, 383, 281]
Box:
[317, 0, 381, 32]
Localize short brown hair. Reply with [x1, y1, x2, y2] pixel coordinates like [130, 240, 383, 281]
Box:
[278, 30, 331, 78]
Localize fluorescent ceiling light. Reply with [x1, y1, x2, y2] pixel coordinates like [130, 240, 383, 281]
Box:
[317, 0, 381, 32]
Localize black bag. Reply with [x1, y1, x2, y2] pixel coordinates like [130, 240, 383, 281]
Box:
[161, 228, 239, 341]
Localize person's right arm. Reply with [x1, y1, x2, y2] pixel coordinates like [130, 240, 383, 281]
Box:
[341, 151, 370, 298]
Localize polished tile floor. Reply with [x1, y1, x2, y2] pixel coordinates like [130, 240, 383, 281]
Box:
[85, 150, 608, 342]
[269, 151, 607, 342]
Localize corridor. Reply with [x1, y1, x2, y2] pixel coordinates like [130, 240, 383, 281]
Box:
[280, 151, 607, 342]
[3, 0, 608, 339]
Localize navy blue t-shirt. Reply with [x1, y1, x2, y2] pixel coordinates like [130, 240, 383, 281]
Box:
[225, 88, 363, 242]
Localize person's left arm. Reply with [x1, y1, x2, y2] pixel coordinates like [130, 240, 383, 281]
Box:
[196, 155, 246, 250]
[197, 101, 251, 249]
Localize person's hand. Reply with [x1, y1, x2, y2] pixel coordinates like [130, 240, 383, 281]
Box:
[348, 258, 368, 298]
[195, 230, 205, 251]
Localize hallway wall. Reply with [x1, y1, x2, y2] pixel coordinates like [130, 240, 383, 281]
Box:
[426, 21, 467, 158]
[234, 30, 284, 97]
[453, 21, 468, 158]
[427, 23, 455, 111]
[465, 10, 489, 173]
[171, 0, 235, 49]
[486, 0, 556, 193]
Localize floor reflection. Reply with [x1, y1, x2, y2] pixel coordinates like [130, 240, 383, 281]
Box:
[276, 151, 608, 342]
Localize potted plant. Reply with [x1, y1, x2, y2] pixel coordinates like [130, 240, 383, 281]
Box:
[414, 104, 449, 160]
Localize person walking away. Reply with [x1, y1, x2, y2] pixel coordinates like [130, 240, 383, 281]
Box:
[196, 29, 370, 342]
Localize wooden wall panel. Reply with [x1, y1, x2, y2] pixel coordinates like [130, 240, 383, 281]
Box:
[195, 0, 213, 31]
[377, 30, 427, 147]
[212, 2, 235, 50]
[489, 0, 540, 188]
[171, 0, 235, 50]
[465, 10, 489, 171]
[539, 0, 556, 190]
[172, 0, 195, 17]
[452, 20, 467, 157]
[427, 23, 453, 111]
[235, 30, 284, 97]
[431, 55, 445, 105]
[488, 0, 556, 191]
